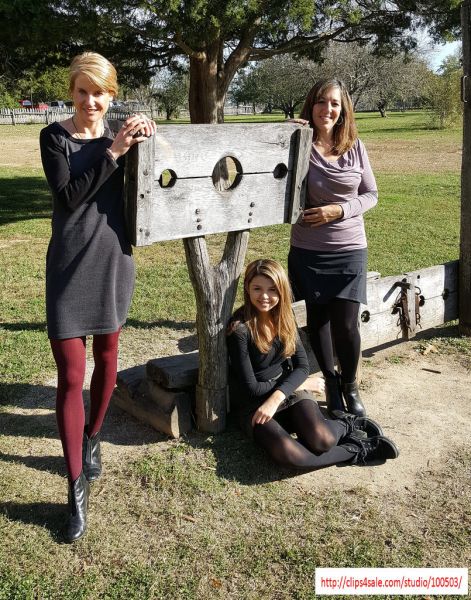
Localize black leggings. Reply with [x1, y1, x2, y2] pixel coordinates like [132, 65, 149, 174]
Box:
[306, 299, 360, 382]
[252, 399, 356, 470]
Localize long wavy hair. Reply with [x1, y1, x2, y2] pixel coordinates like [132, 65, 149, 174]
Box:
[299, 78, 357, 155]
[233, 259, 297, 357]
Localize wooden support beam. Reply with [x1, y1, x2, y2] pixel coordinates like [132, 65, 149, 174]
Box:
[460, 0, 471, 335]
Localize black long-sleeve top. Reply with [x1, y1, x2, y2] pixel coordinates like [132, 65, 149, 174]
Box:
[39, 121, 135, 339]
[227, 321, 309, 415]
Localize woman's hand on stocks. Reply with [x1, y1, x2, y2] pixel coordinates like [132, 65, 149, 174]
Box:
[302, 205, 343, 227]
[287, 118, 309, 126]
[251, 391, 285, 426]
[108, 114, 157, 160]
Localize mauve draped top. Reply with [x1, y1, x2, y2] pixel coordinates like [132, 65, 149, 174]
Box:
[290, 138, 377, 252]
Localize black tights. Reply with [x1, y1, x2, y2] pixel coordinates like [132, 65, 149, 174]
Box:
[252, 399, 356, 470]
[306, 299, 360, 382]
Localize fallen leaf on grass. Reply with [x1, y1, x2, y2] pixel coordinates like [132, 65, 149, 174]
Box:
[181, 514, 197, 522]
[210, 578, 222, 589]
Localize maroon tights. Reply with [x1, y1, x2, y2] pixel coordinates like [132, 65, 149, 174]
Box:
[50, 330, 120, 481]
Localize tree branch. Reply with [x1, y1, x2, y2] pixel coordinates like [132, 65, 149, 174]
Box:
[173, 31, 206, 60]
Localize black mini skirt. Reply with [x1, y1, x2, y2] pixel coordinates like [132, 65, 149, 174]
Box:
[288, 246, 367, 305]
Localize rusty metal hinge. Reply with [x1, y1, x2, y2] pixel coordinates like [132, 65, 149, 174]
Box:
[392, 280, 423, 339]
[462, 75, 470, 103]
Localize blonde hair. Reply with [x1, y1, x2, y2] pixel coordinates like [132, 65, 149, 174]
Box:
[69, 52, 118, 97]
[299, 78, 357, 155]
[237, 259, 297, 357]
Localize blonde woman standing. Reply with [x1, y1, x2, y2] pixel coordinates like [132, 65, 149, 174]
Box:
[227, 260, 398, 470]
[40, 52, 156, 542]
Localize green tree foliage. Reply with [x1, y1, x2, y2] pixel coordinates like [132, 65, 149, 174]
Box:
[154, 71, 189, 120]
[425, 51, 462, 128]
[231, 56, 315, 118]
[0, 82, 17, 108]
[0, 0, 462, 123]
[18, 67, 70, 103]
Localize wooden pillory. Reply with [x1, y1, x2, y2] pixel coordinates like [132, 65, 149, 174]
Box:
[117, 123, 313, 433]
[112, 119, 462, 438]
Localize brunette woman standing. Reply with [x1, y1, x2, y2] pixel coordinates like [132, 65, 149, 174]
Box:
[289, 79, 378, 417]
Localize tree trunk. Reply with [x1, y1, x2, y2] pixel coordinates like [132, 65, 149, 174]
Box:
[377, 101, 387, 118]
[189, 50, 226, 124]
[460, 0, 471, 335]
[183, 231, 249, 431]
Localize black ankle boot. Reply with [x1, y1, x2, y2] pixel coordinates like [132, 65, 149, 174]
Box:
[341, 380, 366, 417]
[83, 430, 102, 482]
[325, 373, 345, 416]
[65, 472, 89, 543]
[344, 434, 399, 466]
[330, 410, 383, 438]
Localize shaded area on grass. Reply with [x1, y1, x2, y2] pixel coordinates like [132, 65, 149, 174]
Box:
[0, 173, 51, 225]
[0, 321, 46, 331]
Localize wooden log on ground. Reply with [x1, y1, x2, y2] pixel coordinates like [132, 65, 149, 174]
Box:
[147, 352, 199, 389]
[113, 365, 192, 438]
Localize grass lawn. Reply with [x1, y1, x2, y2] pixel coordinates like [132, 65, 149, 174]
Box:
[1, 111, 470, 599]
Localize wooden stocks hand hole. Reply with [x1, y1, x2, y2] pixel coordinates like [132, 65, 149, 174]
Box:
[273, 163, 288, 179]
[212, 156, 243, 191]
[159, 169, 177, 188]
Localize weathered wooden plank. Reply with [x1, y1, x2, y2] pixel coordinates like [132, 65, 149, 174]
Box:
[126, 123, 309, 246]
[113, 365, 192, 438]
[288, 127, 313, 223]
[147, 352, 199, 389]
[135, 174, 289, 244]
[293, 262, 459, 349]
[460, 1, 471, 334]
[152, 123, 299, 178]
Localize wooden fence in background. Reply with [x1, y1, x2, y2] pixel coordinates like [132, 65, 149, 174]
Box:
[0, 107, 153, 125]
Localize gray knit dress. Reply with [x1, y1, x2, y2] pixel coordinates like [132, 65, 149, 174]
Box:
[40, 121, 135, 339]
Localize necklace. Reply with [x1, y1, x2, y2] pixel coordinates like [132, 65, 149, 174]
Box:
[71, 114, 104, 139]
[315, 139, 335, 152]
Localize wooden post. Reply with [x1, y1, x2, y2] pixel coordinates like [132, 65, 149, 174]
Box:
[460, 0, 471, 335]
[184, 231, 249, 432]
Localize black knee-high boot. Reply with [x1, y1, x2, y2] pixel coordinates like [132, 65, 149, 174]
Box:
[325, 372, 346, 416]
[65, 471, 89, 543]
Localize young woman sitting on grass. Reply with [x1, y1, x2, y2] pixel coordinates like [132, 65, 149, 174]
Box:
[227, 259, 399, 470]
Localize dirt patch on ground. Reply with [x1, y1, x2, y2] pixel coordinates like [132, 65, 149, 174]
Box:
[3, 337, 470, 499]
[0, 136, 42, 168]
[0, 132, 462, 173]
[367, 139, 461, 173]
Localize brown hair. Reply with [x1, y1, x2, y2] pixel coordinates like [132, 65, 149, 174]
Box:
[69, 52, 118, 97]
[299, 78, 357, 155]
[235, 259, 297, 357]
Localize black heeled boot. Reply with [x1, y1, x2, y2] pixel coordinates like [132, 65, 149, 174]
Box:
[341, 380, 366, 417]
[83, 429, 102, 482]
[325, 373, 346, 416]
[65, 472, 89, 543]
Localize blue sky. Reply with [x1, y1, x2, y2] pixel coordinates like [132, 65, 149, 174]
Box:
[428, 40, 462, 71]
